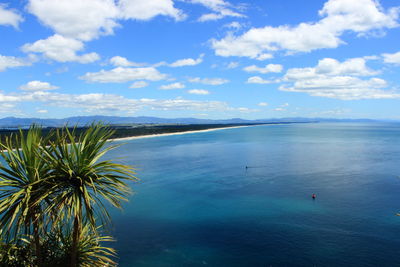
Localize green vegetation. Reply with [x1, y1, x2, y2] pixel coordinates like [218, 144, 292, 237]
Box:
[0, 124, 137, 266]
[0, 123, 269, 147]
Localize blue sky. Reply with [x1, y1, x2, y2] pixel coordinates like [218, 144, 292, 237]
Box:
[1, 0, 400, 119]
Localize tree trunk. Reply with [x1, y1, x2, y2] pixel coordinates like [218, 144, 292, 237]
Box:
[70, 213, 81, 267]
[33, 219, 42, 267]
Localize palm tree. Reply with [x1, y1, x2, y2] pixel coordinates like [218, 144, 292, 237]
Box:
[1, 222, 116, 267]
[42, 124, 137, 267]
[0, 125, 51, 266]
[51, 223, 117, 267]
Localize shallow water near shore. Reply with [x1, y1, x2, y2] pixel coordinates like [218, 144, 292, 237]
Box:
[107, 122, 400, 266]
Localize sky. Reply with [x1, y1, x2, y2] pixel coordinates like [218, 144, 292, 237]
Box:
[1, 0, 400, 120]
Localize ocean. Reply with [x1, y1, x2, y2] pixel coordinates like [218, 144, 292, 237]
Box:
[107, 122, 400, 266]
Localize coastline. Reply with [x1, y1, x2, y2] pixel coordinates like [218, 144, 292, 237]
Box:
[109, 124, 257, 142]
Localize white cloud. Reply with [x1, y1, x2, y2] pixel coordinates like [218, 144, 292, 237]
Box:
[189, 77, 229, 85]
[198, 13, 223, 22]
[382, 51, 400, 65]
[0, 55, 33, 72]
[118, 0, 186, 21]
[188, 89, 210, 95]
[285, 58, 378, 81]
[169, 54, 204, 67]
[27, 0, 185, 42]
[281, 57, 400, 100]
[81, 67, 167, 83]
[286, 57, 378, 78]
[0, 4, 23, 28]
[279, 77, 399, 100]
[160, 82, 185, 90]
[258, 102, 268, 106]
[246, 76, 275, 84]
[212, 0, 399, 58]
[223, 21, 242, 29]
[314, 58, 378, 76]
[0, 103, 18, 114]
[19, 80, 59, 91]
[0, 91, 239, 114]
[256, 53, 273, 61]
[154, 54, 204, 67]
[110, 56, 143, 67]
[190, 0, 244, 22]
[22, 34, 100, 63]
[130, 81, 149, 88]
[0, 93, 20, 102]
[226, 61, 239, 69]
[243, 64, 283, 74]
[27, 0, 119, 41]
[24, 0, 186, 66]
[237, 107, 257, 113]
[36, 109, 48, 113]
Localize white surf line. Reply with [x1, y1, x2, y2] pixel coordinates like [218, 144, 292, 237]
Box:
[109, 124, 262, 142]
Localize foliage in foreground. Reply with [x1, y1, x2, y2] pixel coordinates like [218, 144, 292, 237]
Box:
[0, 224, 115, 267]
[0, 124, 137, 266]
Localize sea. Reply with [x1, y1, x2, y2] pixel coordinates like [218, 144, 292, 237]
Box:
[106, 122, 400, 266]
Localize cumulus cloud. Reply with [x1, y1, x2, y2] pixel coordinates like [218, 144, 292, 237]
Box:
[169, 54, 204, 67]
[19, 80, 59, 91]
[212, 0, 400, 58]
[27, 0, 119, 41]
[0, 55, 33, 71]
[315, 58, 378, 76]
[110, 56, 143, 67]
[243, 64, 283, 74]
[118, 0, 186, 21]
[258, 102, 268, 106]
[281, 57, 400, 100]
[382, 51, 400, 65]
[188, 77, 229, 85]
[27, 0, 184, 42]
[285, 58, 378, 80]
[80, 67, 167, 83]
[160, 82, 185, 90]
[130, 81, 149, 88]
[22, 34, 100, 63]
[0, 4, 23, 28]
[188, 89, 210, 95]
[23, 0, 185, 65]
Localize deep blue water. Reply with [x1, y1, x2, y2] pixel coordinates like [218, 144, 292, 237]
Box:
[106, 123, 400, 266]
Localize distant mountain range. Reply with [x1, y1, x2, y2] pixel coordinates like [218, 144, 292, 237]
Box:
[0, 116, 393, 128]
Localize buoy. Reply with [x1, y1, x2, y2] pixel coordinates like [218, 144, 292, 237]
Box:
[312, 193, 316, 199]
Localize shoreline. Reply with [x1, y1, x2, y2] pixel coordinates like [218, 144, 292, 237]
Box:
[109, 124, 258, 142]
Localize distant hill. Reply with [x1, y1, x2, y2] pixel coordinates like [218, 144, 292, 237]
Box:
[0, 115, 389, 128]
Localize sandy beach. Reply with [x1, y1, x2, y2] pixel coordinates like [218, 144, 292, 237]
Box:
[110, 125, 257, 142]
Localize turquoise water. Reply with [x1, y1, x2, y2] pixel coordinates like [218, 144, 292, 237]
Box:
[107, 123, 400, 266]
